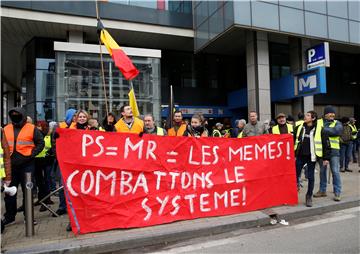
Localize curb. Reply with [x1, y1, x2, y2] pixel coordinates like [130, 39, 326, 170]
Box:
[5, 196, 360, 254]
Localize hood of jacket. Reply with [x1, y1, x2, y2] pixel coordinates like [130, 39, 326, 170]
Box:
[65, 109, 77, 126]
[8, 107, 27, 127]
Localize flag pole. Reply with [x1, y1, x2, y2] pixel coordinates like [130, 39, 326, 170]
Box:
[169, 85, 174, 128]
[95, 0, 110, 122]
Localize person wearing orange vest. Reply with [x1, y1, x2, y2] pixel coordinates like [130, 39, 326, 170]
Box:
[2, 107, 44, 226]
[115, 105, 144, 134]
[58, 108, 77, 129]
[1, 127, 12, 233]
[168, 110, 187, 136]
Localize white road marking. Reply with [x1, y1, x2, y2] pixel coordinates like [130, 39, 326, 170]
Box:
[294, 214, 356, 230]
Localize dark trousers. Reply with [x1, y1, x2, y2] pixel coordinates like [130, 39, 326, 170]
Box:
[34, 157, 53, 201]
[4, 161, 35, 221]
[296, 157, 316, 197]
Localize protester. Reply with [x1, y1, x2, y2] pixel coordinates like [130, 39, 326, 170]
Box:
[143, 114, 167, 135]
[183, 113, 208, 137]
[102, 112, 117, 132]
[339, 117, 353, 172]
[287, 115, 295, 126]
[313, 106, 343, 201]
[115, 105, 144, 134]
[168, 110, 187, 136]
[47, 121, 58, 193]
[232, 119, 246, 138]
[271, 113, 293, 134]
[241, 111, 268, 137]
[73, 110, 90, 130]
[1, 127, 12, 233]
[58, 108, 77, 129]
[88, 118, 103, 131]
[294, 111, 331, 207]
[296, 112, 304, 127]
[349, 117, 358, 163]
[34, 121, 54, 212]
[212, 123, 223, 137]
[2, 107, 44, 226]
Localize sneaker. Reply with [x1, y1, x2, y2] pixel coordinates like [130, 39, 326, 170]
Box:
[52, 209, 67, 217]
[305, 196, 313, 207]
[2, 218, 15, 226]
[334, 195, 341, 202]
[17, 205, 24, 213]
[340, 168, 345, 173]
[313, 191, 327, 198]
[345, 168, 353, 172]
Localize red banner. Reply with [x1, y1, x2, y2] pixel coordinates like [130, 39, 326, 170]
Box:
[56, 129, 298, 234]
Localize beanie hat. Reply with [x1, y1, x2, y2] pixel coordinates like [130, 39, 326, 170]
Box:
[324, 105, 336, 115]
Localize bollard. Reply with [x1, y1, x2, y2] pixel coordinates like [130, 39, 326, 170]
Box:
[24, 172, 34, 236]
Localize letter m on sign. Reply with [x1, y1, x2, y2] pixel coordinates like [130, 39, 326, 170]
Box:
[299, 75, 317, 92]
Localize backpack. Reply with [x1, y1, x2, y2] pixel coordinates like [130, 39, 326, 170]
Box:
[340, 125, 352, 143]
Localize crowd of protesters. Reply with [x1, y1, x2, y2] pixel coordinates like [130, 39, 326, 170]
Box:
[1, 104, 359, 233]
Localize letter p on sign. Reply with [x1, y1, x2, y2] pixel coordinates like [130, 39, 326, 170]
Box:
[308, 49, 316, 62]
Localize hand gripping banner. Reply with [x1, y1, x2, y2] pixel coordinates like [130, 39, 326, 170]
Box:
[56, 129, 298, 234]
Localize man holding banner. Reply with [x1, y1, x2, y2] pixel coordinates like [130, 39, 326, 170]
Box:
[143, 114, 167, 136]
[115, 105, 144, 134]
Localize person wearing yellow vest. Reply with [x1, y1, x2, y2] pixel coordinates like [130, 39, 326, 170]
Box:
[143, 114, 167, 136]
[349, 117, 358, 163]
[168, 110, 187, 137]
[271, 113, 294, 134]
[212, 123, 223, 137]
[2, 107, 44, 226]
[293, 111, 331, 207]
[295, 112, 304, 127]
[313, 106, 343, 201]
[0, 127, 12, 185]
[115, 105, 144, 134]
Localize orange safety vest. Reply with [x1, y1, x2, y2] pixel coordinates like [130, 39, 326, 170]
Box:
[59, 121, 76, 129]
[4, 123, 35, 156]
[168, 124, 187, 136]
[115, 117, 144, 134]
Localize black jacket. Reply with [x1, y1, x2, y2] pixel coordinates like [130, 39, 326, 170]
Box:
[293, 123, 331, 161]
[8, 107, 45, 168]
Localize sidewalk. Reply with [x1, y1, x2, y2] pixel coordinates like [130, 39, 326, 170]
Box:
[1, 163, 359, 254]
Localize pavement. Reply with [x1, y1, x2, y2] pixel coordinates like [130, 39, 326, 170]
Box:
[1, 162, 359, 254]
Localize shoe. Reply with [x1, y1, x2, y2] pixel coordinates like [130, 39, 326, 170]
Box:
[334, 194, 341, 202]
[305, 196, 313, 207]
[23, 219, 38, 225]
[2, 218, 15, 226]
[17, 205, 24, 212]
[345, 168, 353, 172]
[353, 160, 358, 163]
[66, 223, 72, 232]
[340, 168, 345, 172]
[39, 205, 47, 212]
[52, 209, 67, 217]
[313, 191, 327, 198]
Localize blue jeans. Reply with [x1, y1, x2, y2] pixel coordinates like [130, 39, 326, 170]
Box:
[319, 156, 342, 195]
[351, 140, 358, 162]
[296, 158, 315, 197]
[340, 143, 351, 169]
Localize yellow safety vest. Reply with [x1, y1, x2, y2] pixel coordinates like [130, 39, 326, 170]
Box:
[317, 119, 340, 150]
[36, 135, 52, 158]
[156, 127, 165, 136]
[237, 131, 243, 138]
[295, 120, 304, 127]
[0, 145, 5, 178]
[272, 124, 293, 134]
[294, 122, 323, 157]
[349, 124, 357, 140]
[212, 129, 222, 137]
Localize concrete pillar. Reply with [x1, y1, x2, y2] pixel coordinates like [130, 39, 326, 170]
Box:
[301, 38, 314, 112]
[246, 31, 271, 121]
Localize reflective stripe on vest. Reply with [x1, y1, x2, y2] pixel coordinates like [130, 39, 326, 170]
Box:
[349, 124, 357, 140]
[294, 122, 323, 157]
[272, 124, 293, 134]
[156, 127, 165, 136]
[0, 146, 5, 178]
[212, 129, 222, 137]
[4, 123, 35, 156]
[36, 135, 52, 158]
